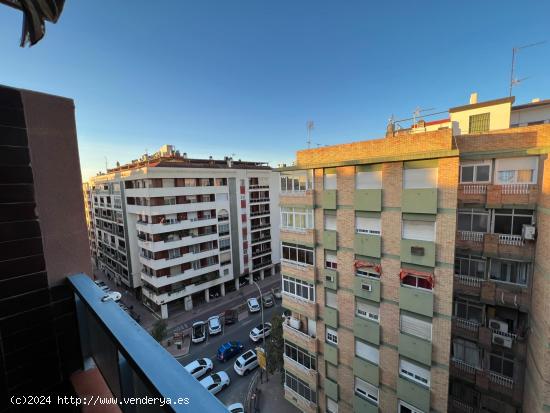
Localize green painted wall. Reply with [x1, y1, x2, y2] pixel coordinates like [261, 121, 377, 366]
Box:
[323, 230, 337, 250]
[324, 307, 338, 328]
[324, 378, 339, 401]
[354, 317, 380, 345]
[324, 268, 338, 290]
[400, 239, 436, 267]
[322, 190, 337, 209]
[398, 332, 432, 366]
[354, 189, 382, 212]
[397, 377, 430, 413]
[353, 356, 379, 386]
[354, 277, 380, 302]
[353, 395, 379, 413]
[399, 286, 434, 317]
[324, 342, 338, 364]
[355, 234, 381, 258]
[402, 188, 437, 214]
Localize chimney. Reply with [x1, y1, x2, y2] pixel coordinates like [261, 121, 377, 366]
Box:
[532, 98, 541, 103]
[469, 92, 478, 105]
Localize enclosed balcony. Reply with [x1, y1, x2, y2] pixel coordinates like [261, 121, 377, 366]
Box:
[282, 315, 317, 353]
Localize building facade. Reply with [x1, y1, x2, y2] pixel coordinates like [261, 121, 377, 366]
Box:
[278, 95, 550, 413]
[86, 145, 280, 318]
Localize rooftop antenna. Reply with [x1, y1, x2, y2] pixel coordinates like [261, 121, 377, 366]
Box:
[104, 156, 108, 171]
[306, 120, 315, 148]
[412, 107, 436, 125]
[509, 41, 546, 97]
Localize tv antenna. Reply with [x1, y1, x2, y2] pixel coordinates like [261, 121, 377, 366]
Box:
[412, 107, 436, 125]
[306, 120, 315, 148]
[509, 41, 546, 96]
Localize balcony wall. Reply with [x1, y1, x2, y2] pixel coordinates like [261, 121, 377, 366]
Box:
[353, 356, 379, 386]
[453, 275, 482, 297]
[480, 280, 530, 312]
[282, 293, 317, 320]
[397, 377, 431, 413]
[323, 230, 337, 250]
[135, 217, 218, 235]
[458, 184, 487, 205]
[323, 268, 338, 290]
[322, 190, 337, 209]
[324, 378, 338, 401]
[353, 395, 379, 413]
[401, 239, 436, 267]
[283, 356, 317, 387]
[486, 184, 538, 208]
[399, 286, 434, 317]
[280, 228, 316, 247]
[398, 332, 432, 366]
[279, 190, 315, 208]
[284, 387, 317, 413]
[451, 317, 480, 341]
[402, 188, 437, 214]
[355, 234, 381, 258]
[483, 234, 535, 261]
[324, 342, 338, 365]
[477, 326, 527, 359]
[282, 322, 318, 353]
[353, 276, 380, 302]
[324, 307, 338, 328]
[281, 261, 316, 284]
[354, 316, 380, 345]
[354, 189, 382, 212]
[455, 231, 485, 253]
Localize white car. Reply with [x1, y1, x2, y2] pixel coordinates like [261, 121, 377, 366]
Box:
[199, 371, 230, 395]
[233, 350, 259, 376]
[208, 316, 222, 335]
[106, 291, 121, 302]
[249, 323, 272, 343]
[247, 298, 261, 313]
[227, 403, 245, 413]
[184, 358, 213, 379]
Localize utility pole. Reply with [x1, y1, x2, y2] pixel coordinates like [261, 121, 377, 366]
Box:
[253, 281, 268, 382]
[306, 120, 314, 149]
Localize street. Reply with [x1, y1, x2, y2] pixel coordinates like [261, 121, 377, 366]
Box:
[176, 301, 282, 407]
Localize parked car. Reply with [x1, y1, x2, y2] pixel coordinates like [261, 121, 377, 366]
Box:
[249, 323, 272, 343]
[208, 315, 222, 335]
[184, 358, 213, 379]
[191, 321, 206, 344]
[233, 350, 259, 376]
[227, 403, 245, 413]
[262, 293, 274, 308]
[247, 297, 261, 313]
[106, 291, 121, 302]
[217, 341, 244, 362]
[199, 371, 230, 395]
[271, 287, 282, 299]
[224, 309, 238, 325]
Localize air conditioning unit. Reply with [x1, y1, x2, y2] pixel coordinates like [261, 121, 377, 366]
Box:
[522, 224, 536, 240]
[325, 275, 334, 282]
[492, 333, 513, 349]
[489, 319, 508, 333]
[411, 246, 425, 256]
[361, 283, 372, 292]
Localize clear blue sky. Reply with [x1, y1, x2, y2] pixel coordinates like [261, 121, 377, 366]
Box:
[1, 1, 549, 180]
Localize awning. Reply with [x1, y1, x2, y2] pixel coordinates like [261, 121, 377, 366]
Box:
[354, 260, 382, 276]
[399, 268, 434, 288]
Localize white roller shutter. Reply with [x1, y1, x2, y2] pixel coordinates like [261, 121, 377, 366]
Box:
[356, 340, 379, 365]
[402, 220, 435, 242]
[356, 170, 382, 189]
[400, 314, 432, 341]
[403, 168, 438, 189]
[356, 216, 381, 234]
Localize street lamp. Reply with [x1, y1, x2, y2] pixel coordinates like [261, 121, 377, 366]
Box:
[253, 281, 268, 382]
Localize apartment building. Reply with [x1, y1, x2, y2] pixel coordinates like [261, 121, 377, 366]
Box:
[86, 145, 280, 318]
[278, 94, 550, 413]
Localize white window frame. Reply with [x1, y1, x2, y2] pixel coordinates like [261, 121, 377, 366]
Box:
[282, 275, 316, 302]
[355, 216, 381, 235]
[400, 314, 432, 341]
[454, 254, 486, 279]
[355, 267, 380, 279]
[355, 340, 379, 365]
[356, 300, 380, 323]
[489, 258, 529, 286]
[402, 220, 435, 242]
[457, 208, 490, 233]
[460, 161, 492, 184]
[403, 168, 438, 189]
[326, 327, 338, 345]
[399, 358, 430, 387]
[325, 252, 337, 270]
[399, 400, 425, 413]
[281, 242, 315, 266]
[494, 156, 538, 184]
[280, 170, 313, 193]
[354, 377, 379, 405]
[281, 207, 314, 231]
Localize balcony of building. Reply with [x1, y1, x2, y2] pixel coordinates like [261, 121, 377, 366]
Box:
[282, 314, 317, 354]
[250, 217, 271, 231]
[249, 190, 270, 203]
[68, 274, 228, 413]
[480, 279, 530, 312]
[252, 257, 272, 270]
[456, 230, 485, 252]
[251, 230, 271, 244]
[283, 386, 317, 413]
[448, 396, 480, 413]
[136, 216, 218, 235]
[137, 230, 218, 253]
[280, 228, 315, 246]
[477, 310, 527, 358]
[140, 259, 220, 289]
[248, 177, 270, 190]
[483, 233, 535, 261]
[453, 274, 483, 297]
[279, 189, 315, 208]
[458, 184, 488, 205]
[251, 245, 272, 258]
[452, 317, 481, 341]
[139, 247, 219, 272]
[282, 292, 317, 321]
[281, 261, 316, 284]
[250, 205, 270, 217]
[486, 184, 538, 208]
[283, 356, 317, 388]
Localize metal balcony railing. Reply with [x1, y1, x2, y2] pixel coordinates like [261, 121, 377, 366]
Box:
[451, 358, 477, 374]
[458, 231, 484, 242]
[498, 234, 524, 246]
[454, 274, 483, 287]
[501, 183, 530, 195]
[489, 371, 514, 389]
[453, 317, 480, 332]
[68, 274, 228, 413]
[462, 184, 487, 194]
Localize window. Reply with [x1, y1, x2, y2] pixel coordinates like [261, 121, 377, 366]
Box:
[401, 274, 433, 290]
[282, 275, 315, 301]
[355, 266, 380, 279]
[325, 251, 337, 269]
[489, 259, 529, 286]
[356, 166, 382, 189]
[324, 213, 337, 231]
[164, 196, 176, 205]
[355, 340, 379, 365]
[402, 220, 435, 242]
[326, 397, 338, 413]
[326, 290, 338, 309]
[281, 207, 314, 231]
[355, 215, 381, 235]
[219, 238, 230, 251]
[218, 223, 230, 235]
[460, 162, 491, 183]
[403, 168, 438, 189]
[284, 342, 316, 370]
[280, 170, 313, 192]
[168, 248, 181, 259]
[356, 300, 379, 323]
[400, 314, 432, 341]
[399, 400, 425, 413]
[494, 156, 538, 184]
[493, 209, 534, 236]
[326, 327, 338, 345]
[468, 112, 490, 133]
[324, 168, 337, 190]
[453, 338, 481, 368]
[399, 358, 430, 387]
[454, 299, 483, 324]
[285, 371, 317, 403]
[489, 350, 514, 378]
[281, 242, 314, 266]
[354, 377, 379, 405]
[457, 208, 489, 232]
[455, 254, 486, 278]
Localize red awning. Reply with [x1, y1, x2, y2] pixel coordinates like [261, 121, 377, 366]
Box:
[399, 268, 435, 288]
[354, 260, 382, 276]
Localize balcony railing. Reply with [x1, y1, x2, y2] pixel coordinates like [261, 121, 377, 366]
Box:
[498, 234, 524, 246]
[458, 231, 485, 242]
[453, 317, 480, 332]
[501, 183, 530, 195]
[68, 274, 228, 413]
[455, 274, 483, 287]
[451, 358, 477, 374]
[250, 210, 270, 217]
[489, 371, 514, 389]
[249, 197, 270, 203]
[252, 248, 272, 257]
[462, 184, 487, 194]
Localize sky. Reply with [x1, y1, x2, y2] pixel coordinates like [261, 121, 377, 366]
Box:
[1, 1, 550, 181]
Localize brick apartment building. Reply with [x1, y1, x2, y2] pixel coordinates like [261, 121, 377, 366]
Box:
[85, 145, 280, 318]
[277, 94, 550, 413]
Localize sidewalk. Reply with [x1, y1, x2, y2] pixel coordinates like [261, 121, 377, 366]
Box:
[247, 370, 298, 413]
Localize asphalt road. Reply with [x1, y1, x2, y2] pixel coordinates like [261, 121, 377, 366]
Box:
[176, 301, 282, 408]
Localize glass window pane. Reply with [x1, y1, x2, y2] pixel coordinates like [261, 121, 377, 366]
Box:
[461, 166, 474, 182]
[476, 165, 490, 182]
[457, 213, 471, 231]
[494, 215, 512, 234]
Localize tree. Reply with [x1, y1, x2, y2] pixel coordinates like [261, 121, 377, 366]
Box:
[150, 319, 168, 343]
[266, 314, 284, 381]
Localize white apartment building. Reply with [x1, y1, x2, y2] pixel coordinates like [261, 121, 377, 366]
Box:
[86, 145, 280, 318]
